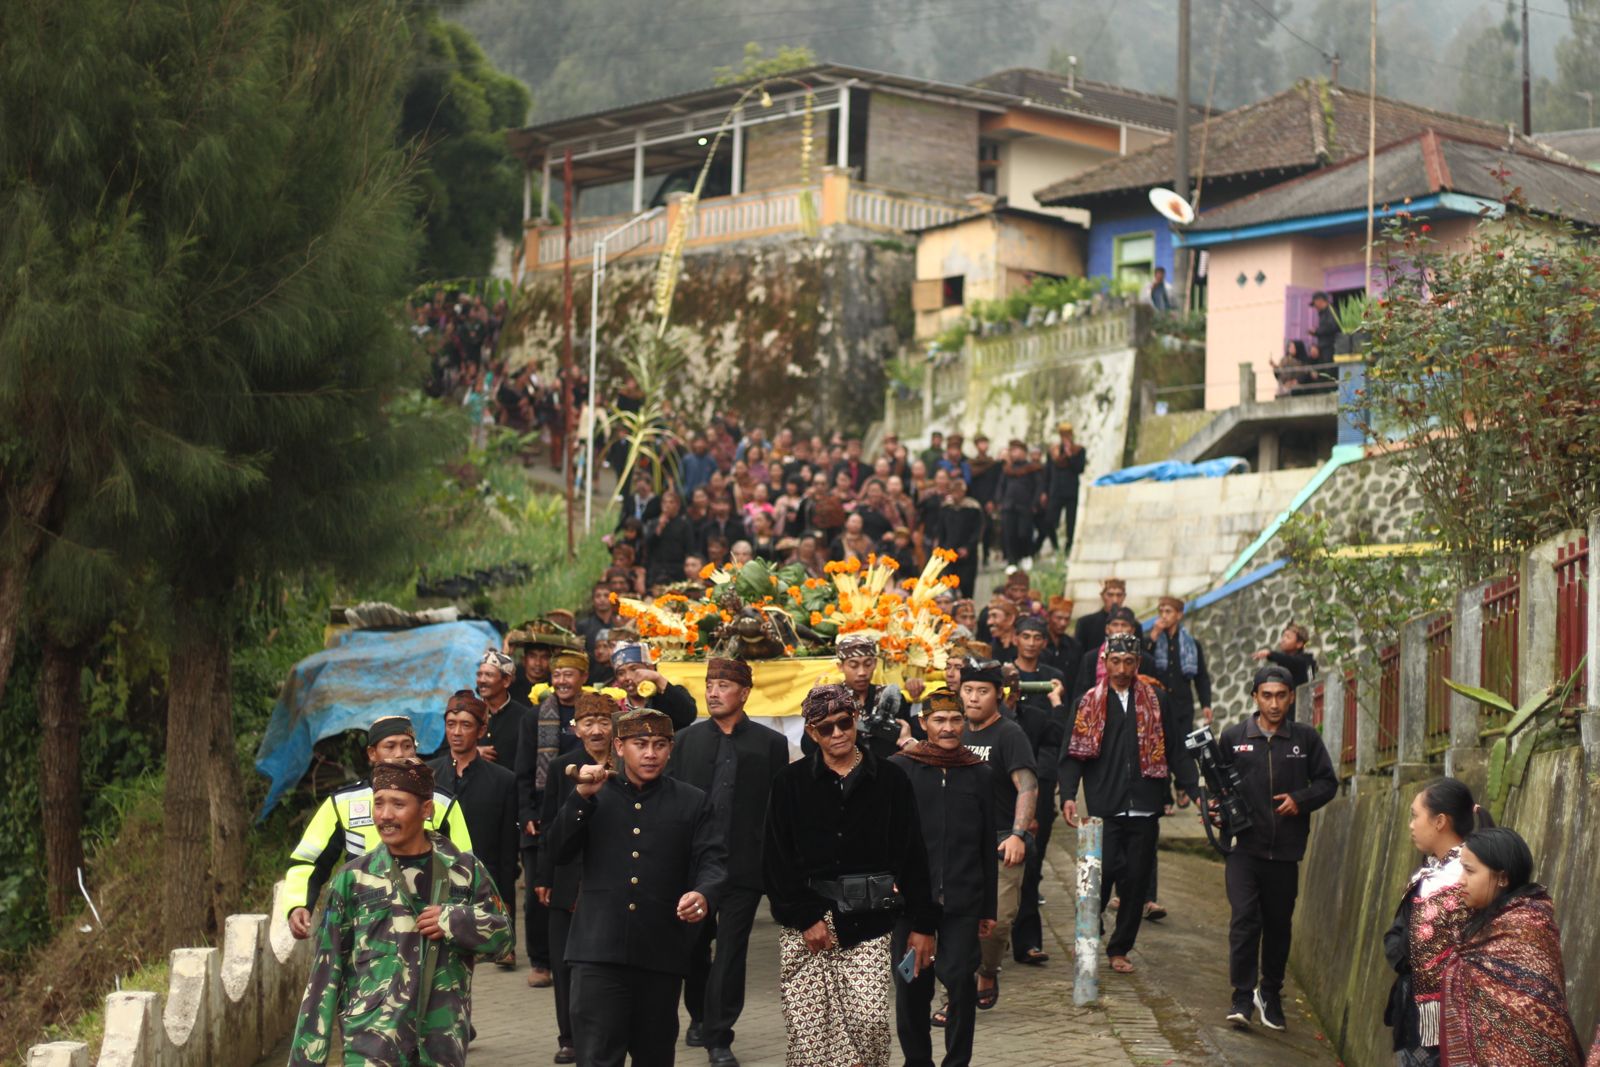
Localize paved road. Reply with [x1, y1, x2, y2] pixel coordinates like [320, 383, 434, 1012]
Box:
[260, 834, 1339, 1067]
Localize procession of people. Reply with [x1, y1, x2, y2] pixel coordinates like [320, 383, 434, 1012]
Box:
[277, 423, 1595, 1067]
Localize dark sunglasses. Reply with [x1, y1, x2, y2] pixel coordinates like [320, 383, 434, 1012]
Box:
[812, 716, 858, 738]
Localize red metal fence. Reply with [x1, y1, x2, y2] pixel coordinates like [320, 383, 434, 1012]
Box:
[1425, 613, 1453, 754]
[1340, 670, 1358, 774]
[1376, 644, 1401, 767]
[1554, 536, 1588, 712]
[1480, 574, 1520, 733]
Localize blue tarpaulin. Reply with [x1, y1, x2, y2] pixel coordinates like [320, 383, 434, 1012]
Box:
[1093, 457, 1248, 486]
[253, 620, 501, 818]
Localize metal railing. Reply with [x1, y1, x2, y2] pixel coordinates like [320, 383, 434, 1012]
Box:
[1425, 613, 1453, 755]
[1480, 573, 1521, 734]
[1376, 644, 1401, 769]
[1554, 535, 1588, 712]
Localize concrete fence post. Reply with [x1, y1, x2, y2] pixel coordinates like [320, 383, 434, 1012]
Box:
[26, 1045, 89, 1067]
[1323, 668, 1347, 779]
[1295, 680, 1314, 726]
[1355, 657, 1378, 783]
[1238, 361, 1256, 406]
[1394, 613, 1438, 792]
[1585, 511, 1600, 773]
[1519, 536, 1565, 709]
[1445, 579, 1490, 780]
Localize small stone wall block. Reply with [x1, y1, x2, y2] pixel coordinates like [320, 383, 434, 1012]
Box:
[26, 1044, 89, 1067]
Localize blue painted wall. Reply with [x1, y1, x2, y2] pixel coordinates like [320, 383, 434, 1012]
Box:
[1085, 209, 1175, 280]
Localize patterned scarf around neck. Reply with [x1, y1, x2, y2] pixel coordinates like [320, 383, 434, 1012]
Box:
[1067, 679, 1167, 778]
[534, 691, 567, 793]
[1153, 626, 1199, 679]
[1406, 844, 1469, 1046]
[898, 739, 983, 769]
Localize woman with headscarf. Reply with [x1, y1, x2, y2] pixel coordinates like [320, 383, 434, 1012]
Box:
[764, 684, 937, 1067]
[1439, 827, 1582, 1067]
[1384, 779, 1482, 1067]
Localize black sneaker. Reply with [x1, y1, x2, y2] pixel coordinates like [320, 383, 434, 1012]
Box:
[1226, 991, 1253, 1029]
[1255, 987, 1287, 1031]
[686, 1023, 705, 1048]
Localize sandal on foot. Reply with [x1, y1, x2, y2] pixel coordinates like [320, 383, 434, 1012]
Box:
[1109, 955, 1136, 974]
[976, 978, 1000, 1010]
[1016, 948, 1050, 966]
[1143, 901, 1168, 922]
[930, 1004, 950, 1028]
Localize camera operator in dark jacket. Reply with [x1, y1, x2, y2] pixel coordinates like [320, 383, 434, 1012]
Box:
[1214, 664, 1338, 1032]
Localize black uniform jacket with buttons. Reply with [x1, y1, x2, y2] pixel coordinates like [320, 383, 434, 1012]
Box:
[550, 773, 727, 975]
[666, 714, 792, 891]
[1217, 715, 1338, 862]
[534, 747, 605, 910]
[762, 748, 938, 948]
[888, 754, 997, 920]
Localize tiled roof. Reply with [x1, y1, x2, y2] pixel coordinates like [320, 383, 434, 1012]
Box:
[970, 68, 1206, 132]
[1184, 131, 1600, 231]
[1537, 127, 1600, 163]
[1034, 79, 1543, 207]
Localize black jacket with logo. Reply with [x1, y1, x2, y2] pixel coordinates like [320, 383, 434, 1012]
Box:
[1217, 716, 1339, 862]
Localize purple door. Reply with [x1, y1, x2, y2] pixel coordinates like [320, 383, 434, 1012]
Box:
[1283, 285, 1317, 349]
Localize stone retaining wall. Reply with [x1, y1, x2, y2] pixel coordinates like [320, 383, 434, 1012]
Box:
[27, 882, 309, 1067]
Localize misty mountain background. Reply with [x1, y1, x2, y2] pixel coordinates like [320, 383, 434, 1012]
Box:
[446, 0, 1600, 134]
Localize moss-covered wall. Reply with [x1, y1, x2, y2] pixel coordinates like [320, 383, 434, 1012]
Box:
[1294, 748, 1599, 1067]
[512, 234, 913, 434]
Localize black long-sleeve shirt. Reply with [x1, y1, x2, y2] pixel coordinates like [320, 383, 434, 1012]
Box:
[1217, 716, 1338, 862]
[1267, 647, 1318, 693]
[667, 714, 791, 891]
[1047, 445, 1086, 498]
[550, 774, 727, 975]
[763, 748, 938, 946]
[934, 498, 984, 556]
[427, 753, 520, 905]
[1057, 682, 1198, 818]
[536, 747, 604, 910]
[645, 515, 696, 587]
[1149, 629, 1213, 718]
[997, 462, 1043, 513]
[889, 756, 997, 920]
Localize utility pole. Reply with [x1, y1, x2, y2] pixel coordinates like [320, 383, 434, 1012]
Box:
[561, 149, 575, 559]
[1520, 0, 1532, 134]
[1174, 0, 1191, 311]
[1364, 0, 1377, 283]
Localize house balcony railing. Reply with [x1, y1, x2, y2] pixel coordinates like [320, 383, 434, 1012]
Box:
[520, 168, 973, 274]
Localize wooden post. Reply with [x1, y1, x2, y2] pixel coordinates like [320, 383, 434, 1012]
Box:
[1073, 817, 1103, 1006]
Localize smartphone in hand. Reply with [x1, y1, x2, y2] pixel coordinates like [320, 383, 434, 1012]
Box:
[895, 947, 918, 984]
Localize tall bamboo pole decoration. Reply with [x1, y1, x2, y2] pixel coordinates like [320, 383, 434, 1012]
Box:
[561, 149, 576, 558]
[1073, 817, 1104, 1006]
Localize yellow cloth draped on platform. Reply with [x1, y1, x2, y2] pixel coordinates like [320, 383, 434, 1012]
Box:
[655, 659, 943, 719]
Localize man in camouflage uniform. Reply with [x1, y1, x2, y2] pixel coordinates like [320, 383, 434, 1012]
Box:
[289, 758, 509, 1067]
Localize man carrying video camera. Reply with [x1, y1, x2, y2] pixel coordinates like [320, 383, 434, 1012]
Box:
[1209, 664, 1338, 1032]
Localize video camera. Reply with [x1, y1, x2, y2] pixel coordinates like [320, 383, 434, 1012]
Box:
[859, 685, 906, 742]
[1184, 725, 1253, 853]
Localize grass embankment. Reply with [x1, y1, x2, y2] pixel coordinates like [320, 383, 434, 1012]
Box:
[2, 456, 609, 1064]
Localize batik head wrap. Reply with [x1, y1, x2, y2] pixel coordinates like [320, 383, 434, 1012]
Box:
[835, 636, 877, 661]
[371, 758, 434, 798]
[551, 649, 590, 674]
[367, 715, 415, 747]
[614, 707, 674, 739]
[802, 683, 856, 726]
[445, 690, 487, 724]
[480, 649, 516, 677]
[706, 657, 753, 687]
[573, 690, 619, 723]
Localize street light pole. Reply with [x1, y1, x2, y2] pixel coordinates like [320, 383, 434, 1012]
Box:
[585, 206, 665, 533]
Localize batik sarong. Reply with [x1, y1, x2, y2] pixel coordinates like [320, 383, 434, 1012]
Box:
[778, 916, 892, 1067]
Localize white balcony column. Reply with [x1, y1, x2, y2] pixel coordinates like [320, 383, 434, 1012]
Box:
[632, 130, 645, 214]
[836, 88, 851, 170]
[731, 110, 744, 195]
[540, 157, 552, 224]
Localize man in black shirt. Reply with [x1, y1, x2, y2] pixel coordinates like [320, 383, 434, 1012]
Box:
[612, 642, 700, 732]
[935, 480, 984, 598]
[427, 691, 520, 968]
[1149, 596, 1213, 736]
[1072, 577, 1126, 658]
[574, 582, 620, 657]
[959, 660, 1037, 1009]
[1008, 619, 1068, 967]
[553, 706, 727, 1067]
[1040, 596, 1082, 678]
[1059, 633, 1198, 974]
[1040, 422, 1087, 555]
[645, 490, 696, 590]
[891, 690, 997, 1067]
[536, 691, 619, 1063]
[667, 658, 790, 1067]
[476, 651, 531, 772]
[1217, 665, 1338, 1030]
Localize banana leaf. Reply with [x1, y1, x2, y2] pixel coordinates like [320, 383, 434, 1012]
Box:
[734, 559, 779, 604]
[1442, 677, 1516, 716]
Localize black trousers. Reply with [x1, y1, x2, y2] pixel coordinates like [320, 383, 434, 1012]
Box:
[1001, 508, 1034, 565]
[894, 914, 982, 1067]
[1012, 778, 1057, 957]
[1041, 490, 1080, 553]
[949, 556, 978, 599]
[683, 885, 762, 1050]
[521, 844, 551, 967]
[1225, 851, 1300, 995]
[571, 962, 682, 1067]
[550, 906, 574, 1046]
[1100, 815, 1160, 959]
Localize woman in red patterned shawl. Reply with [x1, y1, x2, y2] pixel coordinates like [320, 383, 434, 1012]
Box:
[1385, 779, 1482, 1067]
[1439, 827, 1582, 1067]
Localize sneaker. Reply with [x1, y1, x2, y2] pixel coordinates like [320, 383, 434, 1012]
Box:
[685, 1023, 705, 1048]
[1255, 987, 1287, 1031]
[1226, 991, 1253, 1029]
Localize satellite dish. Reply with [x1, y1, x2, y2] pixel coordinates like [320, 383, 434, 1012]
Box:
[1149, 187, 1196, 225]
